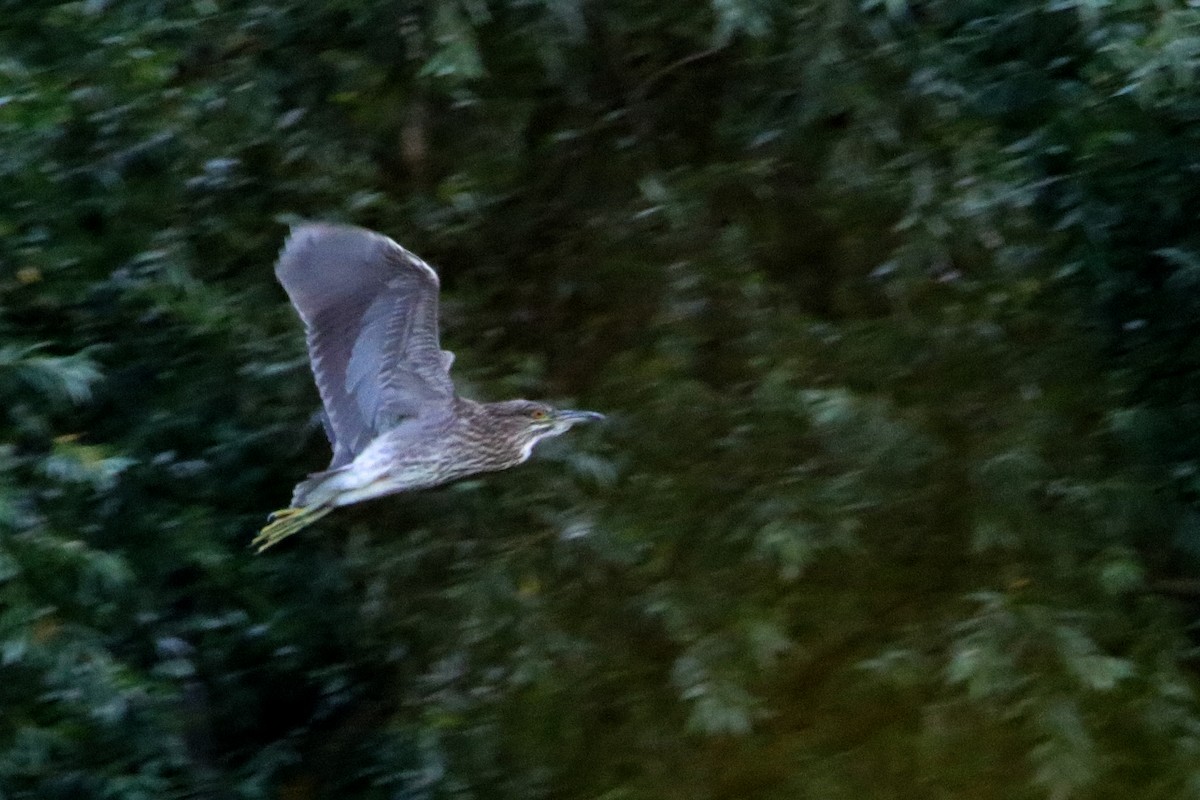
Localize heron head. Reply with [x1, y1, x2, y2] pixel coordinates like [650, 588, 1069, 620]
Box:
[489, 399, 605, 461]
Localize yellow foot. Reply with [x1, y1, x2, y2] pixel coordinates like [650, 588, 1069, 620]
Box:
[253, 505, 333, 552]
[267, 507, 304, 522]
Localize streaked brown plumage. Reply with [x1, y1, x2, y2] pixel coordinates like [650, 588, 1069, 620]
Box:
[254, 224, 603, 551]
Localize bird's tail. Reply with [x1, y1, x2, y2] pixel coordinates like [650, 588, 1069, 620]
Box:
[253, 504, 333, 552]
[290, 467, 348, 507]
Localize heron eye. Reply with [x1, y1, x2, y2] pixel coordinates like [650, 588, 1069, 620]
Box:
[530, 409, 548, 421]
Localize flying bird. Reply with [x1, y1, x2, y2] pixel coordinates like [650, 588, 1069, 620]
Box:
[254, 224, 603, 551]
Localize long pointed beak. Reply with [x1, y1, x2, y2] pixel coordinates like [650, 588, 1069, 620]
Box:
[554, 409, 605, 425]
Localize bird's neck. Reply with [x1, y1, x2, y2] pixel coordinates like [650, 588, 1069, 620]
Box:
[451, 397, 531, 466]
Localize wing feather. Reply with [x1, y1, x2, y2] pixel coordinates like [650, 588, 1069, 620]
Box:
[275, 223, 455, 468]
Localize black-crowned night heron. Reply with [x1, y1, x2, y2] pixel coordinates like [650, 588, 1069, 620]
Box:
[253, 223, 603, 551]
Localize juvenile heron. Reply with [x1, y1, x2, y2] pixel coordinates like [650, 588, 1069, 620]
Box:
[254, 223, 603, 551]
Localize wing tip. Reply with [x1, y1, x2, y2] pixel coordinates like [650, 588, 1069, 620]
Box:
[275, 222, 441, 287]
[278, 220, 358, 257]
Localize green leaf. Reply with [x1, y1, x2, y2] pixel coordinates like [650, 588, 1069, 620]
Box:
[421, 1, 485, 82]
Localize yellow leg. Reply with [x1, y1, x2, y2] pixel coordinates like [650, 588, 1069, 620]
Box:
[253, 505, 333, 552]
[267, 507, 304, 522]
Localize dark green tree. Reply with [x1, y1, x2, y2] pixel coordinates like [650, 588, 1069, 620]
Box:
[3, 1, 1200, 797]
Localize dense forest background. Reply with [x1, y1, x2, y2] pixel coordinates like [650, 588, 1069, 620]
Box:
[4, 0, 1200, 797]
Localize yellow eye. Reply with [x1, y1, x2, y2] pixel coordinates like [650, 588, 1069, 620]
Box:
[531, 409, 549, 421]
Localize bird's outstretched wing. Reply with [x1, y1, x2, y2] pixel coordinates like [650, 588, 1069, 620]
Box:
[275, 223, 455, 468]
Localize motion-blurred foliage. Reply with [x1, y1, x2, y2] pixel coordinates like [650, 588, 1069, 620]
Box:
[3, 0, 1200, 797]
